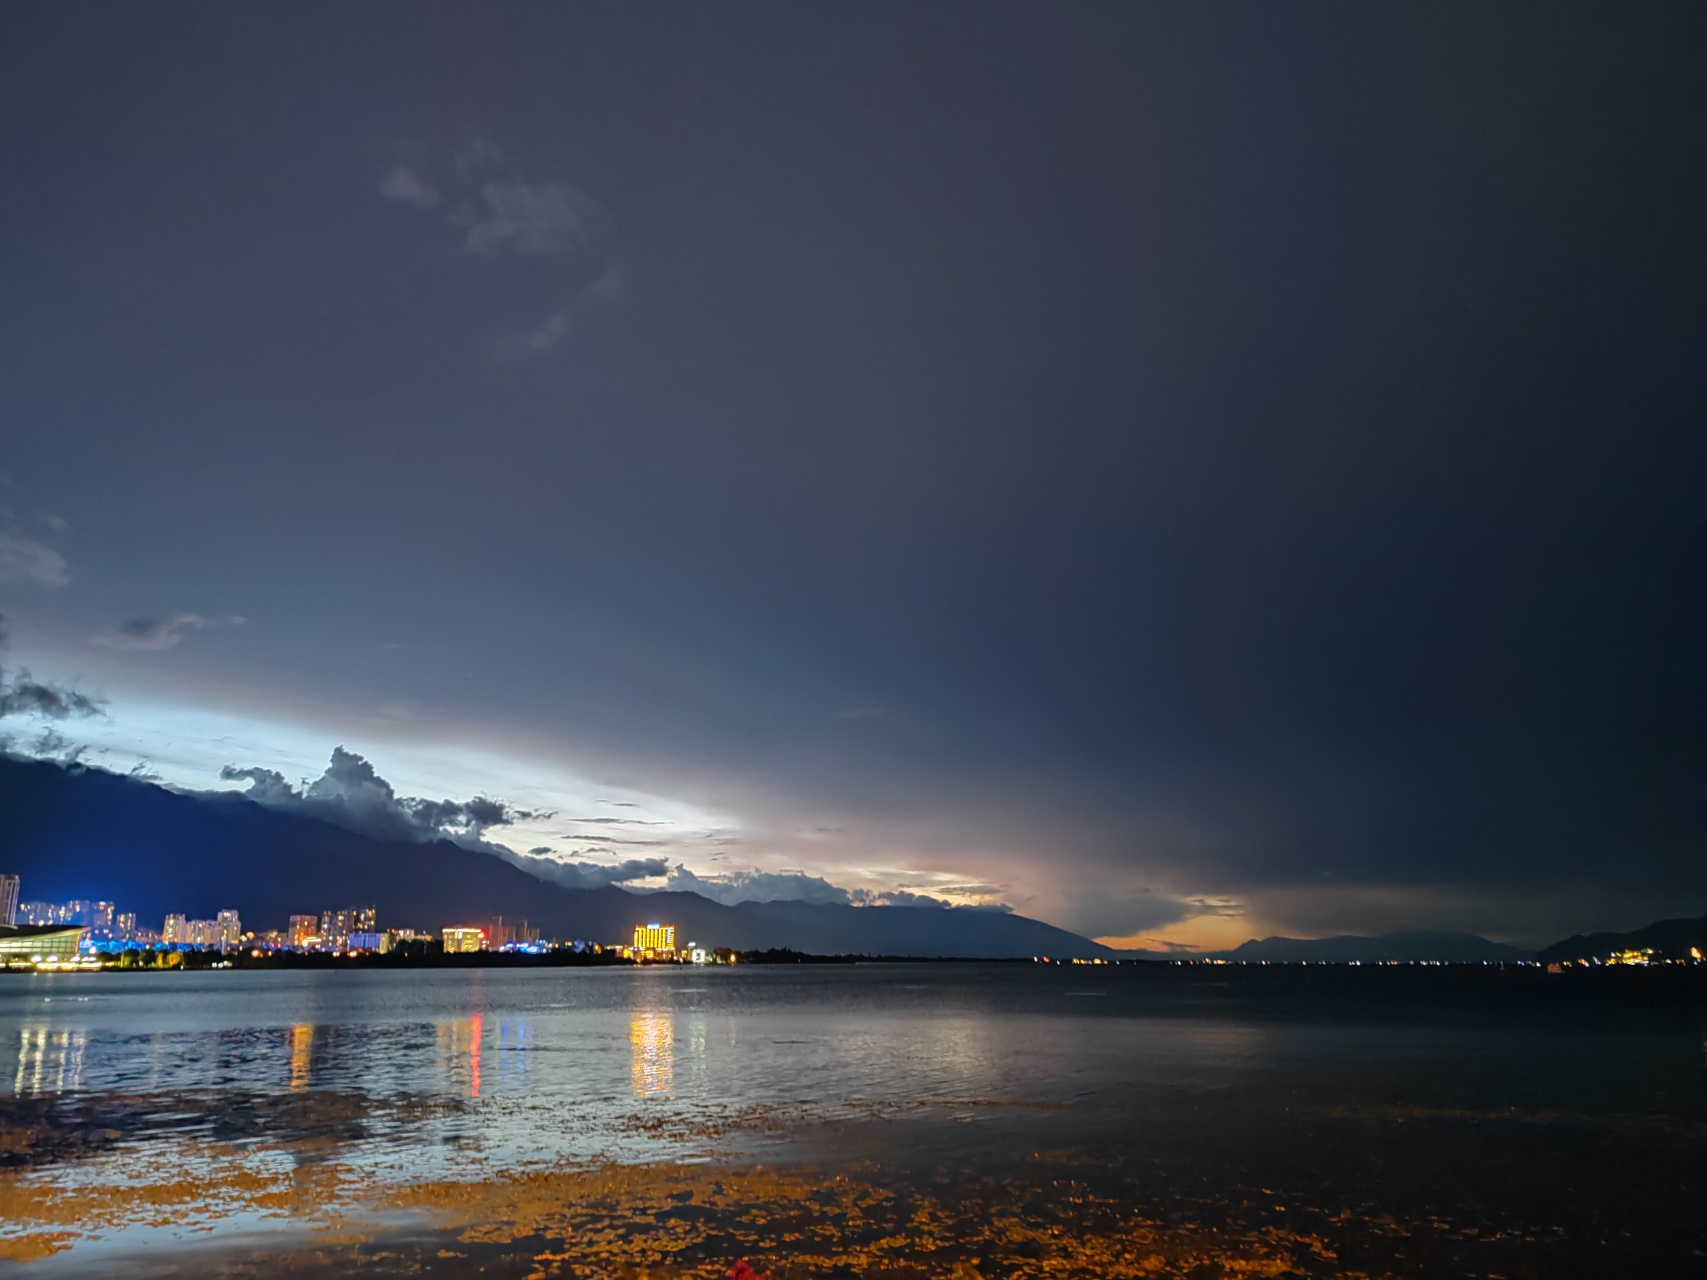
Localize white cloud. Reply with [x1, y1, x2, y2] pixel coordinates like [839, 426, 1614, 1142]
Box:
[382, 137, 599, 258]
[502, 848, 670, 891]
[0, 535, 69, 587]
[377, 164, 440, 208]
[520, 313, 568, 352]
[457, 179, 598, 256]
[664, 864, 855, 907]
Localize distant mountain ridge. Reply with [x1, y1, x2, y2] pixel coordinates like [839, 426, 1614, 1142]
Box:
[1210, 930, 1534, 963]
[0, 756, 1111, 959]
[1537, 916, 1707, 964]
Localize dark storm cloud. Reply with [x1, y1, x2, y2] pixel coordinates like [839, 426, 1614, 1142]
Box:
[219, 748, 545, 850]
[91, 611, 207, 650]
[3, 4, 1706, 944]
[0, 674, 104, 722]
[0, 614, 104, 722]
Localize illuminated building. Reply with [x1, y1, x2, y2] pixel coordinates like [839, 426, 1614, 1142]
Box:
[289, 915, 318, 947]
[315, 906, 377, 949]
[633, 923, 675, 953]
[160, 913, 242, 950]
[0, 924, 87, 965]
[115, 912, 136, 939]
[0, 874, 18, 926]
[348, 931, 389, 953]
[443, 926, 486, 953]
[216, 910, 241, 949]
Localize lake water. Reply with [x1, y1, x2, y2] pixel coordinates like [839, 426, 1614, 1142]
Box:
[3, 963, 1705, 1277]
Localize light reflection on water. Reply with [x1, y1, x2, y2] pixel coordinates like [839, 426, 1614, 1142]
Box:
[5, 966, 1707, 1275]
[630, 1009, 674, 1098]
[287, 1023, 311, 1091]
[13, 1027, 88, 1095]
[3, 964, 1702, 1177]
[0, 966, 1222, 1170]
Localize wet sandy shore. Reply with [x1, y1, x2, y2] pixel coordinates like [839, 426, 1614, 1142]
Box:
[6, 1080, 1707, 1279]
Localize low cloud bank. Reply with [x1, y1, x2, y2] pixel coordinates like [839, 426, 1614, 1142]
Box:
[659, 864, 1013, 911]
[503, 849, 670, 892]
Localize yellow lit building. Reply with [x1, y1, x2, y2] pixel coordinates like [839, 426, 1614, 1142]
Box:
[442, 926, 486, 953]
[633, 923, 675, 953]
[0, 925, 86, 966]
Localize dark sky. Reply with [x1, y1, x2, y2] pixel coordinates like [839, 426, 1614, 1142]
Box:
[2, 2, 1704, 947]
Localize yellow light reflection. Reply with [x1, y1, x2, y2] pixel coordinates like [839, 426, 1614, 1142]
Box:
[630, 1011, 674, 1098]
[288, 1023, 313, 1091]
[13, 1027, 87, 1095]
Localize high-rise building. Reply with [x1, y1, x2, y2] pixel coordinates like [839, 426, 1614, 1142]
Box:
[115, 912, 136, 940]
[319, 906, 374, 950]
[91, 902, 115, 930]
[216, 910, 241, 949]
[163, 914, 188, 944]
[65, 900, 93, 926]
[289, 915, 319, 947]
[633, 923, 675, 953]
[0, 874, 18, 926]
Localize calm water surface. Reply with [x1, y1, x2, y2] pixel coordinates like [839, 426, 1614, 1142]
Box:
[3, 963, 1705, 1277]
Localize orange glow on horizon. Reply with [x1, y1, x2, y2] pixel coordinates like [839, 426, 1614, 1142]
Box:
[1096, 911, 1269, 955]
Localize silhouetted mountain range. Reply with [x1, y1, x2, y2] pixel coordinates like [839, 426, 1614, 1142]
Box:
[1537, 916, 1707, 964]
[1209, 930, 1534, 963]
[0, 757, 1111, 958]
